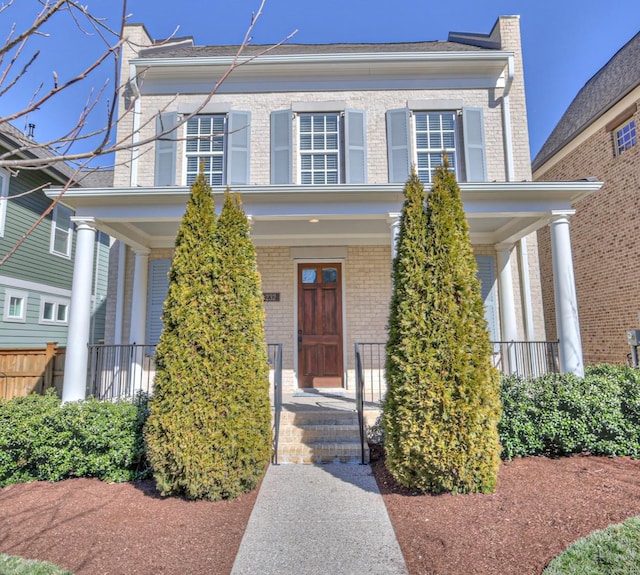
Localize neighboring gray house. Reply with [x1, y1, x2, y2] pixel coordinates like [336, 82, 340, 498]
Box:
[0, 123, 111, 347]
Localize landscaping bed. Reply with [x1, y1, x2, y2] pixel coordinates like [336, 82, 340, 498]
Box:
[1, 455, 640, 574]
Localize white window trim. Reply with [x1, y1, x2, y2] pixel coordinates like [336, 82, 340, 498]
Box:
[4, 289, 28, 323]
[39, 295, 70, 326]
[0, 168, 9, 237]
[296, 111, 343, 185]
[50, 204, 73, 259]
[614, 118, 637, 156]
[183, 114, 227, 187]
[411, 109, 459, 183]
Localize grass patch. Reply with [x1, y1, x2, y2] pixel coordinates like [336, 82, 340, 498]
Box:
[544, 516, 640, 574]
[0, 554, 73, 575]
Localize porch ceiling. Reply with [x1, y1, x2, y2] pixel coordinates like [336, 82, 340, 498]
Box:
[47, 181, 603, 251]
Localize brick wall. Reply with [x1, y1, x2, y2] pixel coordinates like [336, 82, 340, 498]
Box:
[535, 97, 640, 364]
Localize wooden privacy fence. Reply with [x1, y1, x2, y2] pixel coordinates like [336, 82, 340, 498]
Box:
[0, 342, 65, 400]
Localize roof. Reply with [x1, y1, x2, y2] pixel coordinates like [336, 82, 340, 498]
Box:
[533, 31, 640, 171]
[138, 40, 491, 59]
[0, 122, 113, 188]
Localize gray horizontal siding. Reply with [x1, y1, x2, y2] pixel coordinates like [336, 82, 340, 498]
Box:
[0, 167, 75, 290]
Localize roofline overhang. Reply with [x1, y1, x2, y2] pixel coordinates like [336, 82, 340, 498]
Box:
[46, 180, 603, 209]
[131, 50, 514, 69]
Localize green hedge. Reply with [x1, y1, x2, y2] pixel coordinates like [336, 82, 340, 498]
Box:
[0, 391, 150, 486]
[500, 365, 640, 459]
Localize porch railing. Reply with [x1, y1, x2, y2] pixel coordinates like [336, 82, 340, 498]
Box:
[354, 340, 560, 407]
[268, 343, 283, 465]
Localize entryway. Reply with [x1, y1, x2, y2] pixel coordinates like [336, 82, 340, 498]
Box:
[297, 262, 344, 388]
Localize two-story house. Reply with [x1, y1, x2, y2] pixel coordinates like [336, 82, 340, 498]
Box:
[0, 122, 110, 349]
[533, 31, 640, 365]
[53, 16, 602, 402]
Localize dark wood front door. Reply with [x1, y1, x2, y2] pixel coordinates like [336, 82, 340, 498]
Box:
[298, 263, 344, 388]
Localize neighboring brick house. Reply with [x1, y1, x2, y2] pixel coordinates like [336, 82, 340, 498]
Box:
[0, 123, 110, 348]
[53, 16, 602, 401]
[533, 31, 640, 365]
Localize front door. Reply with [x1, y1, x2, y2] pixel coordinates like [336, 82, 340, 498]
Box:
[297, 263, 344, 388]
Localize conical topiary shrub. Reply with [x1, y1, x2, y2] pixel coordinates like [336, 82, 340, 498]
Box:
[383, 164, 502, 494]
[144, 174, 271, 500]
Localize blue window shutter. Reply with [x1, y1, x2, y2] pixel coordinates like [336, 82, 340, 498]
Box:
[146, 259, 171, 346]
[226, 110, 251, 185]
[154, 112, 178, 186]
[463, 107, 487, 182]
[344, 109, 367, 184]
[270, 110, 292, 184]
[476, 255, 499, 341]
[386, 108, 411, 183]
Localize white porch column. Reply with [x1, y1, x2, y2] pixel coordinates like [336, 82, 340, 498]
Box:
[129, 249, 150, 392]
[62, 217, 96, 402]
[549, 211, 584, 377]
[388, 212, 401, 260]
[129, 248, 150, 345]
[495, 244, 518, 342]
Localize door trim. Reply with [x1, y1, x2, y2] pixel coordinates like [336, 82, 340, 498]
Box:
[293, 258, 348, 389]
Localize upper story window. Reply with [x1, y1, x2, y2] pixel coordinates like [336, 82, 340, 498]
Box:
[386, 106, 486, 184]
[50, 204, 73, 258]
[414, 111, 457, 183]
[271, 107, 367, 186]
[0, 168, 8, 237]
[185, 115, 226, 186]
[614, 119, 637, 156]
[39, 296, 69, 325]
[154, 109, 251, 187]
[299, 113, 341, 185]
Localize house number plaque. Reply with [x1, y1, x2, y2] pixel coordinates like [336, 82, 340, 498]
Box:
[263, 292, 280, 302]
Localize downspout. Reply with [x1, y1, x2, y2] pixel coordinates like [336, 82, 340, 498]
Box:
[502, 54, 534, 339]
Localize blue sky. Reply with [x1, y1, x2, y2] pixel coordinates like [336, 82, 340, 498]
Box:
[4, 0, 640, 162]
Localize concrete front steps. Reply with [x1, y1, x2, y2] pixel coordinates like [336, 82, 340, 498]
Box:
[276, 408, 369, 464]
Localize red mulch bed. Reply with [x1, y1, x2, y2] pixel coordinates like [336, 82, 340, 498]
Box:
[1, 455, 640, 574]
[371, 451, 640, 575]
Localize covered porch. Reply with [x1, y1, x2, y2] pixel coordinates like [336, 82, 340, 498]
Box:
[47, 179, 602, 402]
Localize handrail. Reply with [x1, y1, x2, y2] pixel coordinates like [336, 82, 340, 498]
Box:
[268, 343, 283, 465]
[354, 343, 366, 465]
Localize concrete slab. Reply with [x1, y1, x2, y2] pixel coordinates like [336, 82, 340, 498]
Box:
[231, 464, 408, 575]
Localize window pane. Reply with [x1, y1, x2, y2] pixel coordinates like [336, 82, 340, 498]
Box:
[313, 155, 325, 170]
[57, 304, 68, 322]
[9, 296, 22, 318]
[54, 229, 69, 255]
[302, 269, 317, 283]
[325, 115, 338, 131]
[300, 134, 312, 150]
[326, 154, 338, 169]
[299, 115, 312, 132]
[322, 268, 337, 283]
[43, 302, 54, 321]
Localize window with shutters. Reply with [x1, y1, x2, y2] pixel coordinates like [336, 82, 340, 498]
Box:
[299, 113, 341, 184]
[185, 115, 226, 186]
[270, 108, 367, 185]
[414, 111, 457, 183]
[386, 107, 487, 184]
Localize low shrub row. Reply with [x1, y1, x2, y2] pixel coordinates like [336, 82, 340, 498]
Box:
[500, 365, 640, 459]
[0, 391, 150, 487]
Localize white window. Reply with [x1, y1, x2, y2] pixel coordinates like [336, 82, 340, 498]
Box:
[50, 204, 73, 258]
[414, 111, 457, 183]
[39, 296, 70, 325]
[4, 289, 27, 323]
[615, 119, 637, 156]
[185, 115, 226, 186]
[299, 113, 341, 185]
[0, 168, 8, 237]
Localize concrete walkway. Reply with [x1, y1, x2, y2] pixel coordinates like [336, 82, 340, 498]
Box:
[231, 464, 408, 575]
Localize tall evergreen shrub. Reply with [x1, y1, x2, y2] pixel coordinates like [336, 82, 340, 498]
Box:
[144, 175, 271, 500]
[384, 165, 502, 494]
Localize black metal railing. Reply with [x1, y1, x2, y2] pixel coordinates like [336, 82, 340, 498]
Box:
[87, 344, 156, 400]
[492, 340, 560, 379]
[355, 343, 367, 465]
[268, 343, 283, 465]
